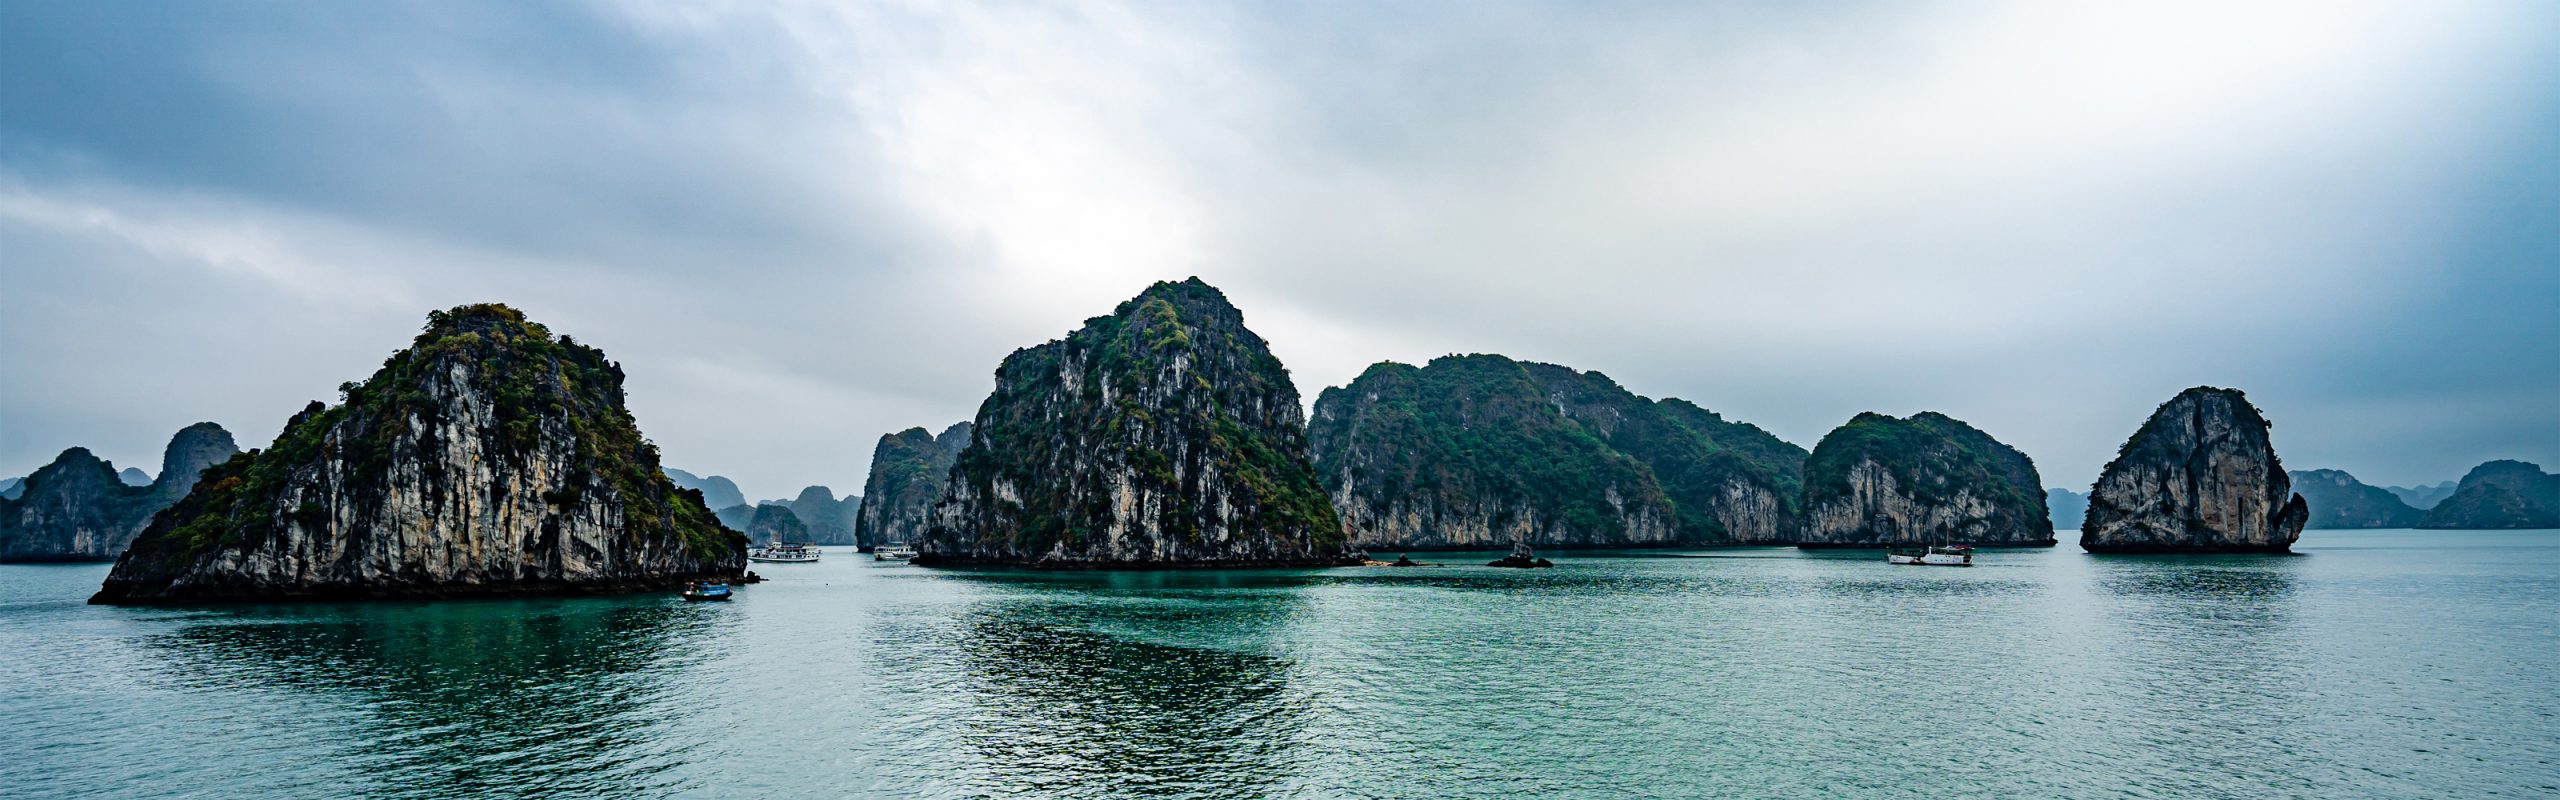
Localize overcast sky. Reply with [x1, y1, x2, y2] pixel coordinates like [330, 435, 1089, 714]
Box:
[3, 0, 2553, 500]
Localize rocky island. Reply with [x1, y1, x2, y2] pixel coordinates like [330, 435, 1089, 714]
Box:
[917, 278, 1351, 567]
[2289, 468, 2426, 528]
[2082, 387, 2308, 553]
[779, 486, 859, 545]
[852, 423, 970, 550]
[2419, 460, 2560, 529]
[744, 503, 809, 544]
[1307, 354, 1805, 549]
[0, 423, 238, 562]
[91, 304, 747, 604]
[1796, 412, 2054, 547]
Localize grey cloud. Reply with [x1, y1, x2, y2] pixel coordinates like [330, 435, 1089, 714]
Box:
[1, 0, 2553, 495]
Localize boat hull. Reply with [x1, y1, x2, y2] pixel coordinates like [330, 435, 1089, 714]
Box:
[1886, 548, 1974, 566]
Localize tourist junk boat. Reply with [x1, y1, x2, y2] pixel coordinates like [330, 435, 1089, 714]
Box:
[1887, 545, 1974, 566]
[874, 541, 918, 562]
[681, 581, 732, 601]
[748, 538, 820, 563]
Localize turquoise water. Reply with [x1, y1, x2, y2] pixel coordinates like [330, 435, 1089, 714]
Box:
[3, 530, 2554, 798]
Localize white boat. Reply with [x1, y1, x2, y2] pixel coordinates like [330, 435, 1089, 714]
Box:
[873, 542, 917, 562]
[1887, 545, 1973, 566]
[748, 538, 820, 563]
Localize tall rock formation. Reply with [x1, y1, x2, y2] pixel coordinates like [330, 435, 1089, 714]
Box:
[93, 304, 746, 604]
[2289, 469, 2426, 528]
[1308, 354, 1804, 549]
[0, 423, 238, 562]
[920, 278, 1348, 567]
[1797, 412, 2054, 547]
[745, 503, 809, 544]
[2047, 488, 2089, 532]
[782, 486, 859, 545]
[853, 423, 969, 549]
[2082, 387, 2308, 553]
[2419, 460, 2560, 529]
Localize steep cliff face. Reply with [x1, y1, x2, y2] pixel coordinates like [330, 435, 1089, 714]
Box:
[2083, 387, 2308, 553]
[0, 423, 238, 562]
[1524, 364, 1806, 543]
[921, 278, 1347, 567]
[851, 423, 968, 549]
[2289, 469, 2426, 528]
[1308, 355, 1804, 549]
[2419, 460, 2560, 529]
[93, 304, 745, 604]
[1, 449, 139, 562]
[1798, 412, 2054, 547]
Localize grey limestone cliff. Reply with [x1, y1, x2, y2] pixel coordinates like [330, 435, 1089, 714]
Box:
[852, 423, 968, 549]
[1797, 412, 2054, 547]
[919, 278, 1348, 567]
[1307, 354, 1804, 550]
[2082, 387, 2307, 553]
[92, 304, 745, 604]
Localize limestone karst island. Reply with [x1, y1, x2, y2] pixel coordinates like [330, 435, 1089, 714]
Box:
[6, 2, 2554, 798]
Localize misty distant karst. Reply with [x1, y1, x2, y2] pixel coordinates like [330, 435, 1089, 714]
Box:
[2289, 469, 2427, 529]
[664, 468, 747, 512]
[0, 423, 237, 563]
[2420, 461, 2560, 529]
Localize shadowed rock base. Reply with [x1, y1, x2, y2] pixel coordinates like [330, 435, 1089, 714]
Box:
[1798, 539, 2056, 549]
[90, 572, 743, 605]
[2080, 542, 2297, 555]
[909, 554, 1362, 570]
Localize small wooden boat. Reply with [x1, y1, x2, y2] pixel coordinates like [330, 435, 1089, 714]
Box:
[1887, 545, 1973, 566]
[681, 581, 733, 601]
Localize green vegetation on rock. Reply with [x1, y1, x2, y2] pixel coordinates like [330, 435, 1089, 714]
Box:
[97, 304, 742, 603]
[928, 278, 1345, 565]
[1310, 354, 1805, 547]
[1798, 412, 2052, 546]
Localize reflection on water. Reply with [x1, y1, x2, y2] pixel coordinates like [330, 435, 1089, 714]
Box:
[943, 609, 1307, 798]
[2, 531, 2554, 799]
[105, 597, 711, 798]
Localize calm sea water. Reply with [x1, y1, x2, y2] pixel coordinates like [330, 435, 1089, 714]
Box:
[3, 530, 2554, 799]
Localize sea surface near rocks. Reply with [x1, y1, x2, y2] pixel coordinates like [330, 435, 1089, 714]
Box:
[3, 529, 2553, 799]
